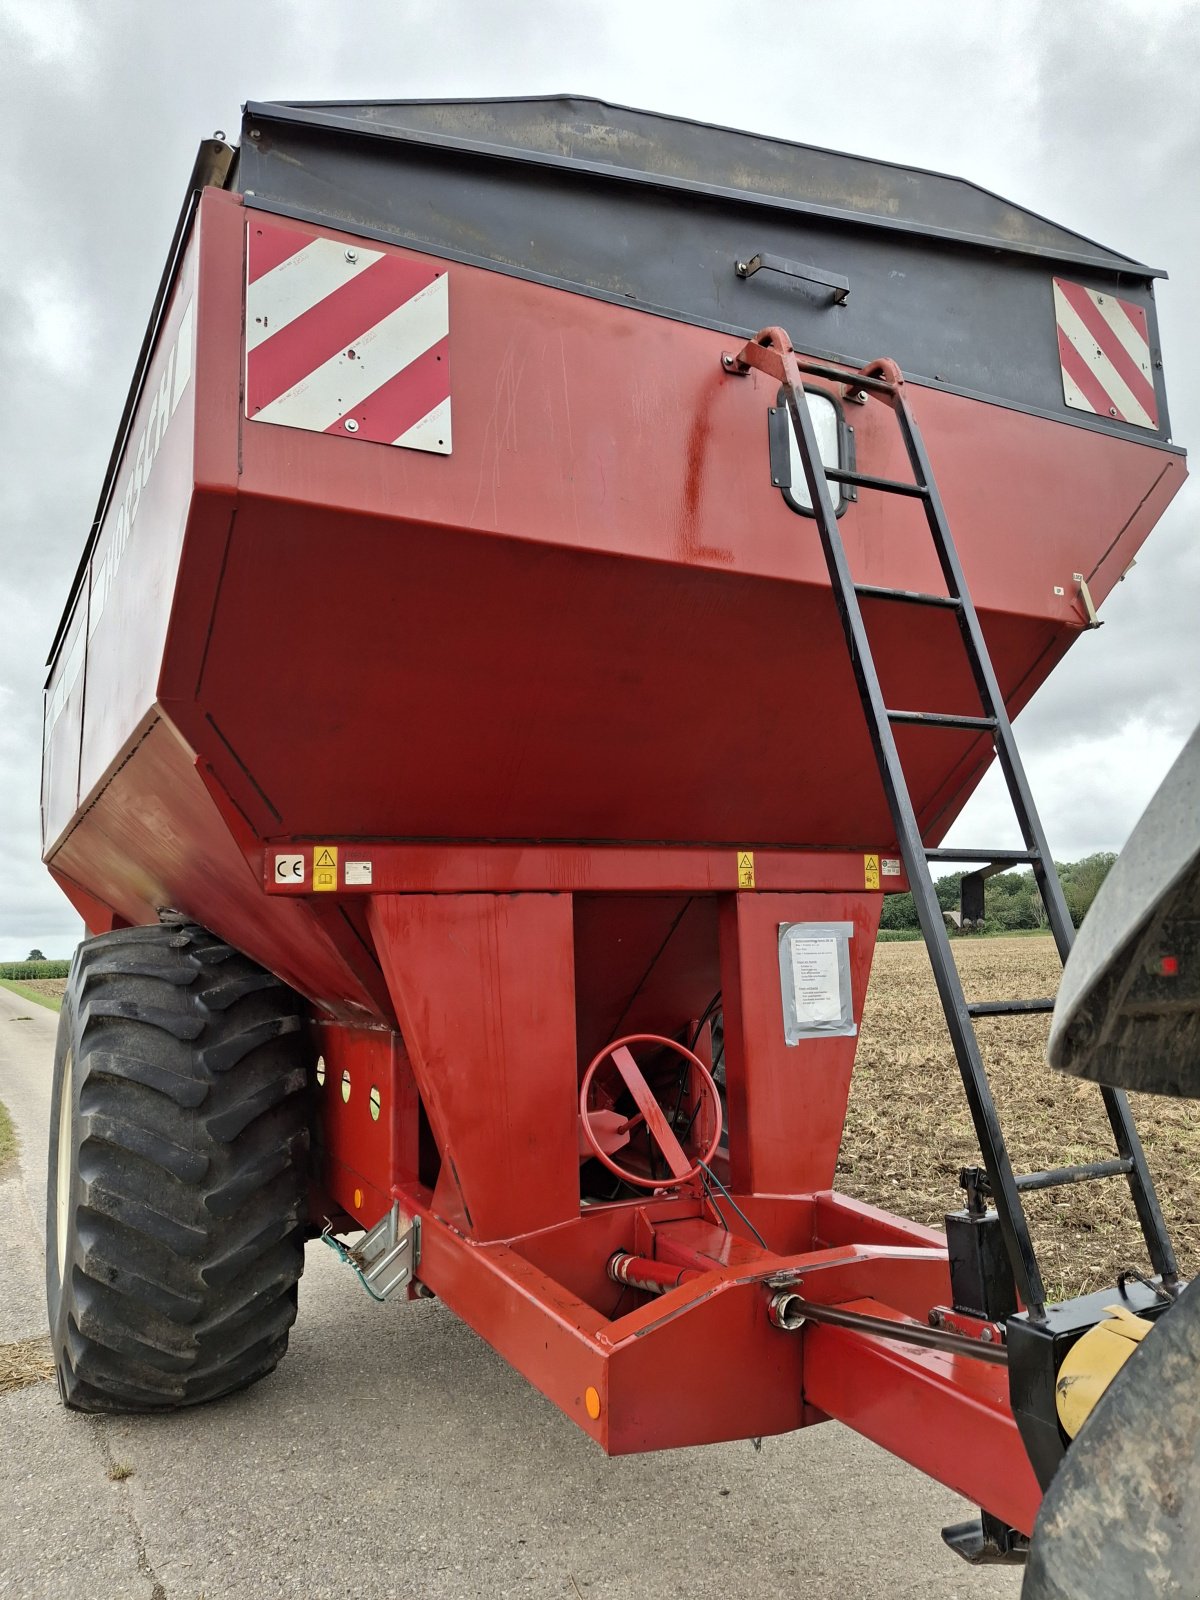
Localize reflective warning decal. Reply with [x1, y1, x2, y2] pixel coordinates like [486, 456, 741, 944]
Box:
[313, 845, 339, 892]
[736, 851, 756, 889]
[245, 219, 451, 453]
[1052, 278, 1159, 430]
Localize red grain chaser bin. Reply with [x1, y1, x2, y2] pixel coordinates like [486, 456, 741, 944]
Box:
[41, 98, 1185, 1551]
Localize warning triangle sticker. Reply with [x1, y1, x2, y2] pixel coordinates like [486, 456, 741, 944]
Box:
[737, 852, 754, 870]
[315, 849, 336, 869]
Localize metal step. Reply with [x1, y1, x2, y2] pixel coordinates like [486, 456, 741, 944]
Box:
[1014, 1159, 1134, 1194]
[888, 709, 997, 731]
[967, 999, 1056, 1018]
[854, 583, 962, 610]
[824, 465, 929, 498]
[925, 848, 1040, 864]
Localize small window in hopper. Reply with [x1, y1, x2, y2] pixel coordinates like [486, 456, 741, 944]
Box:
[767, 387, 856, 518]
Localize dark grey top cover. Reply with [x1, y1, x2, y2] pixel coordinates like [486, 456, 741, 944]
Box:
[235, 95, 1174, 443]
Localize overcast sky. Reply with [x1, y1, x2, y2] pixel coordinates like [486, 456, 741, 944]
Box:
[1, 0, 1197, 959]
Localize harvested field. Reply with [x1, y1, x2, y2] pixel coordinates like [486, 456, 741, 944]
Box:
[15, 978, 66, 1000]
[0, 977, 65, 1011]
[837, 936, 1200, 1301]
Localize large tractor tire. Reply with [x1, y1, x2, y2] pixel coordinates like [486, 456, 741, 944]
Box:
[46, 923, 312, 1412]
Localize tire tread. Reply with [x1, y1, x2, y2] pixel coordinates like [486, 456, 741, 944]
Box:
[48, 923, 311, 1413]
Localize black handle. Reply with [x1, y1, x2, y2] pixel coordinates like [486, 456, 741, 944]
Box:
[735, 252, 849, 305]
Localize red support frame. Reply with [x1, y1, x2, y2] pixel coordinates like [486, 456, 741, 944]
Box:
[720, 891, 880, 1194]
[367, 892, 581, 1238]
[298, 863, 1045, 1534]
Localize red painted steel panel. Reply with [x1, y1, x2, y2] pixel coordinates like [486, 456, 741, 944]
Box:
[312, 1024, 418, 1226]
[369, 894, 580, 1238]
[720, 892, 881, 1195]
[814, 1189, 949, 1253]
[262, 847, 899, 897]
[405, 1190, 612, 1446]
[407, 1190, 1012, 1460]
[513, 1193, 710, 1315]
[804, 1314, 1042, 1534]
[607, 1270, 806, 1452]
[572, 894, 720, 1065]
[48, 721, 384, 1015]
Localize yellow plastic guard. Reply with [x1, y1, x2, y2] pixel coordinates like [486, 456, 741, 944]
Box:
[1055, 1305, 1154, 1439]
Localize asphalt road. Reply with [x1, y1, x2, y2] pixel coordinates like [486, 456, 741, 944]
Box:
[0, 982, 1022, 1600]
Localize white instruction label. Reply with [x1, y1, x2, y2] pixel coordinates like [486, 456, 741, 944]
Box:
[882, 857, 902, 877]
[344, 860, 373, 886]
[788, 934, 843, 1028]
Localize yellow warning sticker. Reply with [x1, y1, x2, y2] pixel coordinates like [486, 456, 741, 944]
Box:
[313, 845, 339, 893]
[736, 850, 756, 889]
[864, 853, 881, 890]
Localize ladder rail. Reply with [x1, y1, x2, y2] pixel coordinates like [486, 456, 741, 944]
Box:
[891, 389, 1180, 1289]
[763, 344, 1180, 1313]
[891, 400, 1078, 961]
[779, 377, 1052, 1316]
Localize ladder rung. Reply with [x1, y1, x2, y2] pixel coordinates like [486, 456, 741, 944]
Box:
[795, 360, 897, 393]
[887, 709, 997, 731]
[924, 847, 1040, 864]
[1013, 1158, 1134, 1194]
[967, 999, 1056, 1018]
[854, 584, 962, 610]
[825, 466, 930, 499]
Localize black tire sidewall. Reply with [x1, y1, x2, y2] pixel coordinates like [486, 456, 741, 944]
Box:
[45, 965, 83, 1363]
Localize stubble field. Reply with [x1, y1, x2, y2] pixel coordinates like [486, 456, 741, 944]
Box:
[837, 936, 1200, 1299]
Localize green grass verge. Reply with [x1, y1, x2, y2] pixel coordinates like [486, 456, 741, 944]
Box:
[0, 979, 62, 1012]
[0, 1098, 15, 1175]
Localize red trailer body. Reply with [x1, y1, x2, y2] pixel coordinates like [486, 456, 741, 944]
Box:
[42, 99, 1186, 1541]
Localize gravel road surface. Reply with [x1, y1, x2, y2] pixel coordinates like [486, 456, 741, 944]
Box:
[0, 982, 1021, 1600]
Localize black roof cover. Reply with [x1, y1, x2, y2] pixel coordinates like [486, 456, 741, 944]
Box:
[262, 95, 1158, 277]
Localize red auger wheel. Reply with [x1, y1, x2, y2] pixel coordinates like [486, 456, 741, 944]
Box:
[580, 1033, 722, 1190]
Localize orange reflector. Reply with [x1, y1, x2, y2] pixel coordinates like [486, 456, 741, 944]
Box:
[354, 1187, 363, 1209]
[585, 1386, 601, 1420]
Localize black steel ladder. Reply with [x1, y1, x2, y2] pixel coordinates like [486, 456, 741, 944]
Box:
[728, 328, 1178, 1319]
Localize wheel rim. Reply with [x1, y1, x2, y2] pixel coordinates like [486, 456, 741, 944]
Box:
[56, 1047, 73, 1284]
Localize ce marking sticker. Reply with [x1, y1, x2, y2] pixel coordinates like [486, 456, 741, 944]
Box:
[274, 853, 305, 885]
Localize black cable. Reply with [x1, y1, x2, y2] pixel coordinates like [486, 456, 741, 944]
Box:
[688, 991, 723, 1051]
[699, 1168, 729, 1233]
[667, 991, 724, 1146]
[698, 1160, 769, 1250]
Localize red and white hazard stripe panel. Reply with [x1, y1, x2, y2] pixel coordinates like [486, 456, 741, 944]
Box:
[245, 220, 450, 453]
[1052, 277, 1158, 431]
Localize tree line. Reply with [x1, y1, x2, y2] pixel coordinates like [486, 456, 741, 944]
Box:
[879, 853, 1117, 934]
